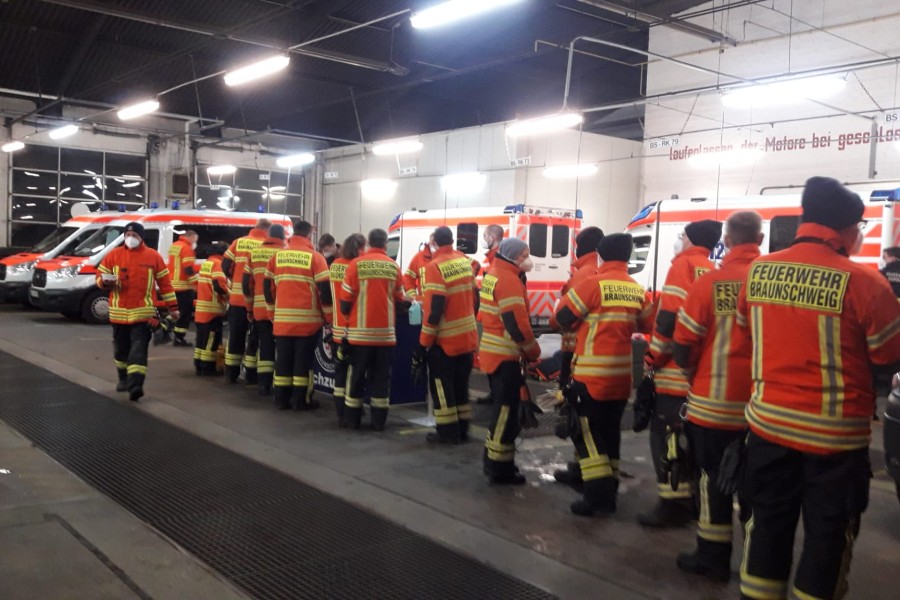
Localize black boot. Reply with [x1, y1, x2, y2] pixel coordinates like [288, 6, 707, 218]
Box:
[244, 368, 258, 385]
[129, 387, 144, 402]
[116, 380, 128, 392]
[676, 549, 731, 583]
[258, 384, 272, 397]
[570, 478, 618, 516]
[426, 432, 459, 445]
[553, 461, 583, 490]
[225, 366, 240, 383]
[173, 337, 191, 347]
[489, 471, 527, 485]
[637, 500, 694, 528]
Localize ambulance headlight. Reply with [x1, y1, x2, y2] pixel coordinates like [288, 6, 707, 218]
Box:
[48, 266, 80, 280]
[8, 260, 38, 274]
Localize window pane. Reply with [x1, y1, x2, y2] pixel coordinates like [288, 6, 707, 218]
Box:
[55, 225, 103, 255]
[104, 153, 145, 179]
[60, 148, 103, 174]
[235, 168, 266, 192]
[529, 224, 547, 258]
[30, 225, 72, 253]
[10, 223, 57, 248]
[60, 174, 103, 211]
[551, 225, 569, 258]
[11, 196, 57, 222]
[12, 145, 58, 171]
[285, 195, 303, 217]
[456, 222, 478, 255]
[12, 169, 57, 196]
[195, 185, 256, 212]
[268, 171, 288, 188]
[143, 229, 161, 251]
[105, 177, 146, 203]
[286, 172, 304, 196]
[769, 216, 799, 253]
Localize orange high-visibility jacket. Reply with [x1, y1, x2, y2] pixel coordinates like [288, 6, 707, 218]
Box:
[329, 257, 351, 338]
[478, 246, 499, 282]
[737, 223, 900, 454]
[195, 255, 229, 323]
[419, 245, 478, 356]
[556, 261, 654, 399]
[167, 236, 198, 292]
[341, 248, 404, 346]
[477, 258, 540, 373]
[243, 238, 283, 321]
[403, 246, 433, 298]
[550, 251, 600, 352]
[265, 236, 332, 337]
[98, 243, 177, 324]
[223, 228, 266, 307]
[648, 245, 713, 396]
[674, 244, 759, 430]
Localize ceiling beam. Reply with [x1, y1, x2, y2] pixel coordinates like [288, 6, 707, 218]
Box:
[577, 0, 737, 44]
[55, 14, 108, 98]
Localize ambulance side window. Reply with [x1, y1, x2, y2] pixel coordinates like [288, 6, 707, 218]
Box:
[551, 225, 569, 258]
[456, 223, 478, 255]
[769, 216, 799, 253]
[143, 230, 160, 251]
[529, 224, 547, 258]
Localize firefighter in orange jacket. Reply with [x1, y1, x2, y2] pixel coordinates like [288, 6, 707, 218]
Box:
[340, 228, 405, 431]
[640, 218, 721, 528]
[97, 222, 179, 401]
[414, 226, 479, 444]
[736, 177, 900, 600]
[222, 218, 270, 383]
[243, 224, 285, 396]
[167, 230, 199, 346]
[479, 238, 541, 484]
[473, 224, 505, 405]
[329, 233, 366, 426]
[402, 235, 434, 300]
[265, 221, 332, 411]
[194, 242, 229, 376]
[671, 211, 762, 582]
[554, 234, 654, 515]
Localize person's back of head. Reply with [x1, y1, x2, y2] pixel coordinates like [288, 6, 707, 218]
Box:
[255, 218, 272, 232]
[318, 233, 335, 251]
[368, 228, 388, 249]
[725, 211, 763, 247]
[433, 226, 453, 248]
[293, 220, 313, 238]
[341, 233, 367, 260]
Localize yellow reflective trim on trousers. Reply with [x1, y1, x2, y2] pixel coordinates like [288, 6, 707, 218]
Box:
[457, 403, 472, 420]
[126, 365, 147, 375]
[493, 405, 510, 446]
[114, 360, 127, 369]
[790, 587, 826, 600]
[831, 519, 857, 600]
[435, 379, 449, 411]
[698, 470, 733, 543]
[434, 406, 459, 425]
[371, 397, 389, 408]
[306, 370, 314, 402]
[292, 376, 310, 386]
[657, 482, 691, 500]
[710, 316, 732, 402]
[818, 314, 845, 418]
[580, 416, 600, 457]
[740, 516, 788, 600]
[257, 362, 275, 374]
[274, 376, 292, 387]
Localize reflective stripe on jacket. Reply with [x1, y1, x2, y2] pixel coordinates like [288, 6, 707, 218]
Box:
[550, 251, 600, 352]
[402, 247, 432, 298]
[195, 255, 228, 323]
[341, 248, 404, 346]
[167, 237, 197, 291]
[266, 236, 332, 337]
[477, 258, 539, 373]
[244, 238, 282, 321]
[98, 243, 176, 324]
[419, 245, 478, 356]
[223, 229, 266, 307]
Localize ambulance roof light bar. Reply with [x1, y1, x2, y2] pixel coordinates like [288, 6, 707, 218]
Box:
[869, 189, 900, 202]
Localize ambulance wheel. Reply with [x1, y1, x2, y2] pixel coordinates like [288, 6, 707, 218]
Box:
[82, 289, 109, 325]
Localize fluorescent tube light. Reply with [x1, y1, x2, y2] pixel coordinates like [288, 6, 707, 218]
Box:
[544, 164, 598, 179]
[442, 172, 486, 195]
[372, 139, 423, 156]
[49, 124, 79, 140]
[361, 179, 397, 200]
[117, 99, 160, 120]
[506, 112, 583, 137]
[1, 141, 24, 152]
[722, 76, 846, 109]
[224, 55, 291, 87]
[411, 0, 524, 29]
[276, 153, 315, 168]
[207, 165, 237, 176]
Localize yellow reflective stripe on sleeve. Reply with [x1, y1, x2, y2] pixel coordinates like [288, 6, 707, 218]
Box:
[566, 288, 588, 315]
[677, 307, 707, 336]
[156, 268, 170, 279]
[867, 315, 900, 350]
[662, 285, 687, 300]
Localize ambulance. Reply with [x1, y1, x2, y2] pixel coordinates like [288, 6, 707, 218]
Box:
[624, 190, 899, 293]
[387, 204, 583, 331]
[0, 212, 126, 305]
[29, 209, 293, 324]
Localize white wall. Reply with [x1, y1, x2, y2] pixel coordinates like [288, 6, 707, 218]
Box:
[320, 122, 643, 243]
[642, 0, 900, 202]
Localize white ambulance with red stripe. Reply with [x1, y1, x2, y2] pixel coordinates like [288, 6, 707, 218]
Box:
[624, 190, 898, 293]
[387, 204, 583, 331]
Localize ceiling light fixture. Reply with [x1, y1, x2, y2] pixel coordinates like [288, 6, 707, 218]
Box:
[48, 124, 79, 140]
[543, 164, 598, 179]
[1, 141, 24, 152]
[410, 0, 524, 29]
[276, 153, 315, 168]
[506, 112, 584, 137]
[117, 99, 160, 121]
[372, 139, 423, 156]
[442, 172, 487, 195]
[721, 76, 847, 109]
[224, 55, 291, 87]
[207, 165, 237, 176]
[361, 179, 398, 200]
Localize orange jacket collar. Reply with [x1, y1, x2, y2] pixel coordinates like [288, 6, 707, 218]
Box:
[573, 251, 598, 270]
[365, 247, 388, 257]
[433, 245, 455, 258]
[675, 245, 711, 263]
[492, 256, 521, 275]
[597, 260, 629, 275]
[262, 237, 284, 247]
[722, 244, 760, 266]
[288, 236, 313, 251]
[250, 228, 267, 240]
[794, 222, 847, 253]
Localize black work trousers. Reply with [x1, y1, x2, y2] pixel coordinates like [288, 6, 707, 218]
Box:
[428, 346, 474, 441]
[344, 344, 394, 430]
[333, 342, 348, 422]
[225, 305, 248, 381]
[559, 350, 574, 390]
[569, 381, 626, 509]
[194, 318, 223, 375]
[650, 393, 693, 502]
[112, 322, 151, 393]
[255, 319, 275, 391]
[274, 334, 318, 410]
[739, 432, 870, 600]
[686, 423, 750, 570]
[483, 361, 523, 478]
[174, 290, 195, 339]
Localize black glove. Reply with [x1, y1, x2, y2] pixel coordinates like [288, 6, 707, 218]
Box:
[322, 326, 334, 347]
[518, 398, 543, 429]
[411, 345, 427, 387]
[717, 434, 747, 496]
[337, 338, 352, 365]
[555, 384, 581, 440]
[633, 374, 656, 433]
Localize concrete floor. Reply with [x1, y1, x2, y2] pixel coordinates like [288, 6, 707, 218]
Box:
[1, 304, 899, 599]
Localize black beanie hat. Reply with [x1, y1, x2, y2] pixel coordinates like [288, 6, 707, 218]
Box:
[269, 224, 285, 240]
[801, 176, 864, 231]
[123, 222, 145, 239]
[597, 233, 633, 263]
[684, 219, 722, 251]
[575, 226, 604, 258]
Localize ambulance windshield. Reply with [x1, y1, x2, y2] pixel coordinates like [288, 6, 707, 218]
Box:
[386, 235, 400, 261]
[72, 226, 124, 257]
[628, 235, 651, 274]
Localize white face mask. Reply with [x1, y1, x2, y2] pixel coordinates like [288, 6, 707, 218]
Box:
[124, 236, 141, 249]
[878, 258, 887, 270]
[481, 238, 492, 250]
[192, 242, 198, 250]
[429, 243, 437, 253]
[519, 257, 534, 272]
[673, 238, 684, 256]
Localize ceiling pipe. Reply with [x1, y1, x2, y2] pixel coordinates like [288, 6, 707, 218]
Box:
[576, 0, 739, 44]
